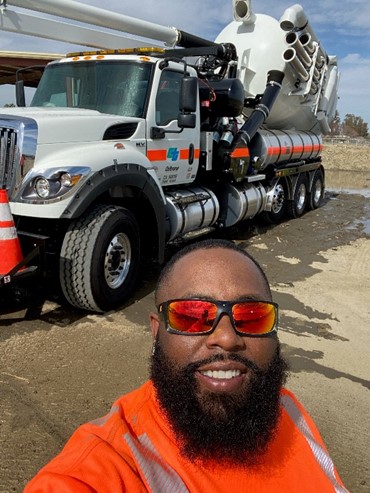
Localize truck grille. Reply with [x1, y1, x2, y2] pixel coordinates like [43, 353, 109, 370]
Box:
[0, 126, 18, 192]
[0, 116, 37, 200]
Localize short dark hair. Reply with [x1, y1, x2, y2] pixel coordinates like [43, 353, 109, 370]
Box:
[155, 238, 272, 305]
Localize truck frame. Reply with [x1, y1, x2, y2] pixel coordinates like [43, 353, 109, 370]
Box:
[0, 0, 339, 312]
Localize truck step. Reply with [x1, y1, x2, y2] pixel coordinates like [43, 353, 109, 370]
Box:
[246, 174, 266, 182]
[170, 193, 211, 205]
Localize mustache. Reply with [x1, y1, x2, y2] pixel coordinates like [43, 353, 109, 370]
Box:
[184, 353, 262, 375]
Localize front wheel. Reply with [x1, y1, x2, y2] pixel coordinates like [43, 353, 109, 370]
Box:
[308, 169, 325, 210]
[262, 180, 287, 224]
[287, 174, 308, 219]
[60, 205, 140, 312]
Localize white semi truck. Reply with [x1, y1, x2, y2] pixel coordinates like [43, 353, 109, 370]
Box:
[0, 0, 339, 312]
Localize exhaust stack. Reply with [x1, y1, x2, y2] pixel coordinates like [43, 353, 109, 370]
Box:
[233, 0, 256, 25]
[283, 48, 309, 81]
[299, 32, 315, 55]
[285, 32, 311, 68]
[279, 3, 327, 63]
[280, 4, 327, 94]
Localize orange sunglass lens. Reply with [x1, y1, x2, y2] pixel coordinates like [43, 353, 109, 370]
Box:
[168, 300, 217, 333]
[233, 302, 276, 334]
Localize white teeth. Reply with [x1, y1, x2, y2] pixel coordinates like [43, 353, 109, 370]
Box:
[201, 369, 241, 379]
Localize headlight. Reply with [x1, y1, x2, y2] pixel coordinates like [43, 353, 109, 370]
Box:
[35, 177, 51, 198]
[60, 173, 73, 188]
[19, 166, 91, 203]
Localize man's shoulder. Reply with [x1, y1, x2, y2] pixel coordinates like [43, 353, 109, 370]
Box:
[30, 382, 155, 475]
[88, 380, 154, 434]
[24, 382, 155, 491]
[280, 387, 299, 401]
[112, 380, 154, 416]
[279, 387, 322, 437]
[280, 387, 307, 411]
[280, 387, 311, 417]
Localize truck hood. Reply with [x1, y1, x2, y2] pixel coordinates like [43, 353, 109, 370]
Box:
[0, 107, 142, 144]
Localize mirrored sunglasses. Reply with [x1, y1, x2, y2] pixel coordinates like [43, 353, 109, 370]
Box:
[158, 298, 278, 336]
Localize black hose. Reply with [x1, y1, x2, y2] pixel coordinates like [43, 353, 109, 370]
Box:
[232, 70, 285, 149]
[177, 30, 218, 48]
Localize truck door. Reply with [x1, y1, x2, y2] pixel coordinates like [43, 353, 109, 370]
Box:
[146, 68, 200, 187]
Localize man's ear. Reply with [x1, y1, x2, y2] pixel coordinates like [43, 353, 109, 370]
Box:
[149, 312, 160, 339]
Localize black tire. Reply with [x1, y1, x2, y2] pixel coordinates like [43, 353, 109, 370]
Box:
[287, 174, 308, 219]
[60, 205, 140, 312]
[262, 180, 287, 224]
[308, 169, 325, 210]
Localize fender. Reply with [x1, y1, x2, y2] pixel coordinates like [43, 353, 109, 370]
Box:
[61, 162, 167, 263]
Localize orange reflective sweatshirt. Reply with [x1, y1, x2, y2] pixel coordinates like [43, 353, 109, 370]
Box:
[25, 381, 348, 493]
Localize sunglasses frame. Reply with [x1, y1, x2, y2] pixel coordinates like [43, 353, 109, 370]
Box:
[157, 298, 279, 337]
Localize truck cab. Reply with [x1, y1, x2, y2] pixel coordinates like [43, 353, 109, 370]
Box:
[24, 48, 201, 189]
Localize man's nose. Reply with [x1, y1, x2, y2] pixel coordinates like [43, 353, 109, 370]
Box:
[205, 313, 245, 351]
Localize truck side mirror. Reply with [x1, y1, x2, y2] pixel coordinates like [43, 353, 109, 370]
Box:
[180, 77, 197, 113]
[178, 76, 197, 128]
[178, 113, 196, 128]
[16, 80, 26, 107]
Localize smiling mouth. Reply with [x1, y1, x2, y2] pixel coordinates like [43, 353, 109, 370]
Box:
[200, 369, 242, 379]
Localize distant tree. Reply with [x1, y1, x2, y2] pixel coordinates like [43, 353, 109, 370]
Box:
[329, 110, 341, 135]
[3, 103, 15, 108]
[343, 113, 368, 138]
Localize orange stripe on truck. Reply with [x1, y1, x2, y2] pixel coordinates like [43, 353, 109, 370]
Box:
[147, 150, 167, 161]
[267, 144, 323, 156]
[180, 149, 189, 160]
[179, 149, 201, 160]
[147, 148, 201, 162]
[230, 148, 250, 158]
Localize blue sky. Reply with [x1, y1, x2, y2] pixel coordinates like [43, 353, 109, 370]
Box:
[0, 0, 368, 126]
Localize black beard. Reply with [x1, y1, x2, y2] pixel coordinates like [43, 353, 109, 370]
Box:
[150, 340, 289, 466]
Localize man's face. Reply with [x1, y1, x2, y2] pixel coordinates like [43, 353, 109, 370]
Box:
[149, 247, 287, 464]
[151, 248, 278, 393]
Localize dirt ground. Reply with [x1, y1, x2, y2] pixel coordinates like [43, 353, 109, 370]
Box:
[0, 144, 369, 493]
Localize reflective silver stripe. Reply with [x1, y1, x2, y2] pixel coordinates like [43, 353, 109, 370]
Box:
[281, 394, 349, 493]
[124, 432, 189, 493]
[0, 227, 17, 240]
[0, 203, 13, 219]
[89, 405, 119, 427]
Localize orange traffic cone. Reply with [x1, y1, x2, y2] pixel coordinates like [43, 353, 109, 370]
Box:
[0, 189, 24, 275]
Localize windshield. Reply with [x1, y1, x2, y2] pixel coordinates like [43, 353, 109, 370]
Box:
[31, 60, 153, 118]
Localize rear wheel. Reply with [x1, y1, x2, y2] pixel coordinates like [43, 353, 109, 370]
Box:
[287, 174, 308, 219]
[308, 169, 325, 210]
[262, 180, 287, 224]
[60, 205, 140, 312]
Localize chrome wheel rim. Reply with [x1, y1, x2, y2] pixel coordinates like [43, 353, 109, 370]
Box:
[271, 183, 285, 214]
[313, 178, 323, 206]
[296, 183, 307, 212]
[104, 233, 131, 289]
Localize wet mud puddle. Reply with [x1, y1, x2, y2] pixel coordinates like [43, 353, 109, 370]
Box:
[326, 170, 370, 198]
[326, 170, 370, 235]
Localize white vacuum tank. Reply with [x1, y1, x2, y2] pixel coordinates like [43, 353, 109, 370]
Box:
[215, 0, 339, 134]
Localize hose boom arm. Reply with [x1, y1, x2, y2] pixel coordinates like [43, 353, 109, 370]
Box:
[1, 0, 217, 49]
